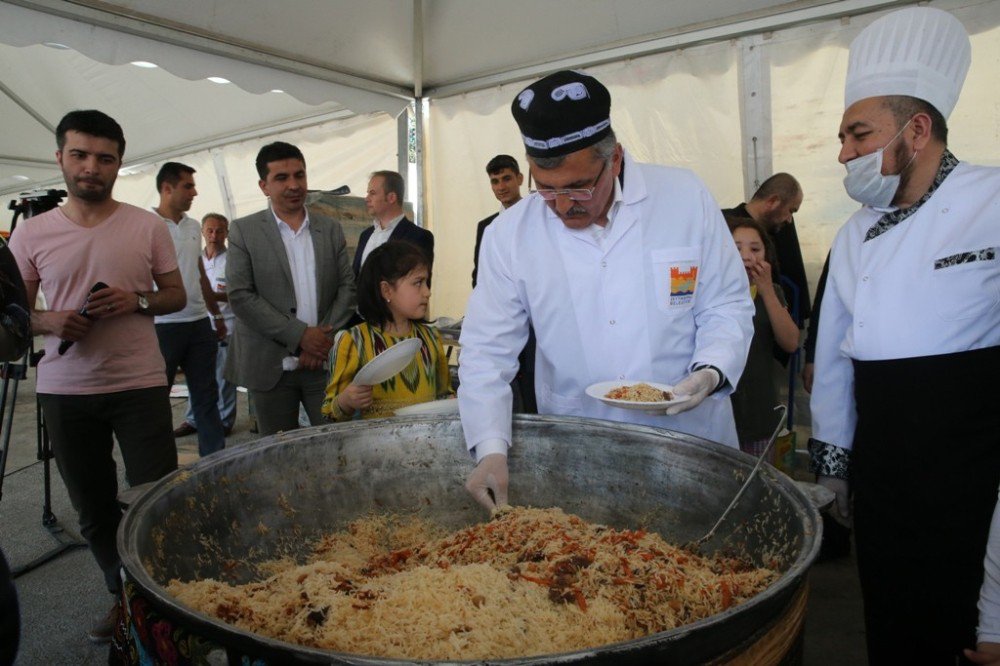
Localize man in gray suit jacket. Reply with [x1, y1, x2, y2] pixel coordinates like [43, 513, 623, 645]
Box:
[225, 142, 356, 435]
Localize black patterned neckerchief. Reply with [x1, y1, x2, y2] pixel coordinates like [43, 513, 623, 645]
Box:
[863, 149, 960, 242]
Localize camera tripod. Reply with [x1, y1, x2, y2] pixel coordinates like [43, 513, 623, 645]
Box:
[0, 190, 86, 576]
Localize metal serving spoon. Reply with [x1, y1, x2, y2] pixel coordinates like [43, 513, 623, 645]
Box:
[688, 404, 788, 551]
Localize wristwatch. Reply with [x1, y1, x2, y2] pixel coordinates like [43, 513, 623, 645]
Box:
[135, 292, 150, 314]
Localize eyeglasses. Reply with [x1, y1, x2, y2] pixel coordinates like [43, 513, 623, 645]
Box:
[531, 160, 608, 201]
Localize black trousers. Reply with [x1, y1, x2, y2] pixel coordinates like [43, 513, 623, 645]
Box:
[249, 368, 326, 436]
[852, 346, 1000, 665]
[38, 386, 177, 594]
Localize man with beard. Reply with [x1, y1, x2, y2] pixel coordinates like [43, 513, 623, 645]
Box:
[152, 163, 226, 456]
[8, 109, 185, 642]
[722, 173, 810, 327]
[459, 71, 753, 511]
[809, 7, 1000, 662]
[226, 141, 356, 435]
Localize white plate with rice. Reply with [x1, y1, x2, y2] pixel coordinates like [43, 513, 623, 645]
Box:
[585, 380, 692, 413]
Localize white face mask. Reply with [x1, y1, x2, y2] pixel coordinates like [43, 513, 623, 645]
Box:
[842, 120, 913, 209]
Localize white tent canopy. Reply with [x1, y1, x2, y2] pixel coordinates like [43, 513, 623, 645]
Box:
[2, 0, 1000, 318]
[1, 0, 915, 198]
[0, 0, 915, 101]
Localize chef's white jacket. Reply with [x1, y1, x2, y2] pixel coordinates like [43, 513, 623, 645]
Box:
[810, 161, 1000, 451]
[458, 151, 754, 454]
[978, 486, 1000, 644]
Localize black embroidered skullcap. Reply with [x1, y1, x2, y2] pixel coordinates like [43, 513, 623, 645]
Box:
[511, 70, 612, 158]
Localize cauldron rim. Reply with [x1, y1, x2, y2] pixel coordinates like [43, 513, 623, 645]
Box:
[119, 414, 821, 664]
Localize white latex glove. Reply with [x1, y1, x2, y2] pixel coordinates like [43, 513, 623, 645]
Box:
[466, 453, 509, 512]
[817, 475, 851, 526]
[665, 368, 720, 415]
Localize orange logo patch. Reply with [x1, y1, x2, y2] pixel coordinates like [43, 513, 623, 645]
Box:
[669, 265, 698, 306]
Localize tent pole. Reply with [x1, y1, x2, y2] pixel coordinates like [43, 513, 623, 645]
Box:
[0, 80, 55, 134]
[210, 148, 237, 223]
[410, 0, 425, 228]
[414, 99, 425, 230]
[737, 34, 773, 200]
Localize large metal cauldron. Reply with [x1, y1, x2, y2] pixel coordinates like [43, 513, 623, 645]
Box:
[119, 415, 820, 664]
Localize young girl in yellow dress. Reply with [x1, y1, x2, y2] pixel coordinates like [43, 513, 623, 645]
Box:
[322, 241, 452, 420]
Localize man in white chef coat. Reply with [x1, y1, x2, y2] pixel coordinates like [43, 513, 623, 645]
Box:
[808, 8, 1000, 663]
[459, 70, 754, 512]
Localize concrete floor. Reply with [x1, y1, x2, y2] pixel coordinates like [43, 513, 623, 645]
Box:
[0, 358, 868, 665]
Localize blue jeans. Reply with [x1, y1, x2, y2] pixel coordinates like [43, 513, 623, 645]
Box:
[183, 334, 237, 430]
[156, 318, 225, 456]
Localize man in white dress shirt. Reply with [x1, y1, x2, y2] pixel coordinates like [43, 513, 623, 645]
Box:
[152, 162, 226, 456]
[175, 213, 237, 436]
[808, 8, 1000, 662]
[459, 70, 754, 512]
[225, 142, 356, 435]
[352, 170, 433, 276]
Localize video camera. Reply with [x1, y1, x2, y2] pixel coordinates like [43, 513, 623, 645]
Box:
[7, 189, 66, 233]
[0, 186, 82, 560]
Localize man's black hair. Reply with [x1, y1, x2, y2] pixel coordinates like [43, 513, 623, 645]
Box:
[56, 110, 126, 158]
[255, 142, 305, 180]
[155, 162, 195, 192]
[357, 241, 430, 328]
[486, 154, 520, 176]
[751, 173, 800, 204]
[883, 96, 948, 144]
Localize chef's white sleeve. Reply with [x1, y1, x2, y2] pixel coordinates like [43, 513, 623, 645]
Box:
[458, 219, 529, 455]
[687, 193, 755, 395]
[472, 438, 509, 463]
[809, 247, 858, 453]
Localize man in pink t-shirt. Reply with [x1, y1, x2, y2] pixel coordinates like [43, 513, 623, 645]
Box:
[8, 110, 186, 644]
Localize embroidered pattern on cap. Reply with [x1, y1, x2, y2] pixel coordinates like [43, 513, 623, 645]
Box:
[551, 82, 590, 101]
[521, 118, 611, 151]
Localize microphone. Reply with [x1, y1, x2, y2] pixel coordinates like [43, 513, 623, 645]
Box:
[58, 281, 108, 355]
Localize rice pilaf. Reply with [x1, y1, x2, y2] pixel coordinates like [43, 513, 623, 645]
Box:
[605, 382, 674, 402]
[168, 507, 778, 659]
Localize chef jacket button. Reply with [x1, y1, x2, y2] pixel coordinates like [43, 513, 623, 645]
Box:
[609, 320, 615, 325]
[858, 321, 864, 328]
[941, 208, 949, 213]
[601, 261, 607, 268]
[863, 275, 869, 282]
[619, 374, 625, 379]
